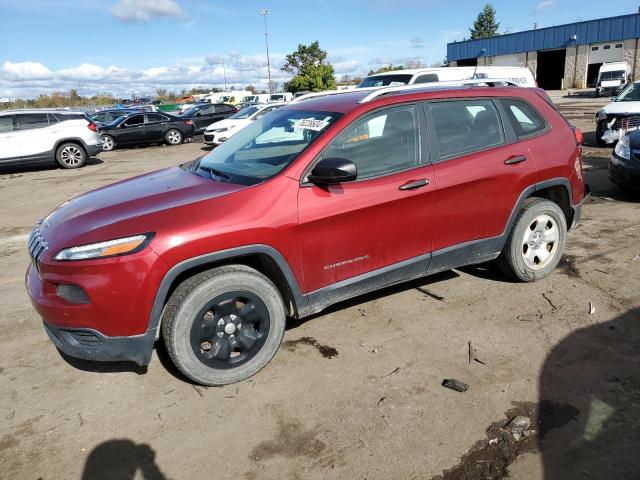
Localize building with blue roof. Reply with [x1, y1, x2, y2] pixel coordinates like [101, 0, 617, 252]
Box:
[447, 12, 640, 90]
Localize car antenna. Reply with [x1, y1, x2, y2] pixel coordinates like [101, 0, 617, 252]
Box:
[473, 48, 487, 79]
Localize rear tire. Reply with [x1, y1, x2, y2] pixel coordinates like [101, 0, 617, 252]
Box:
[165, 129, 182, 145]
[101, 135, 115, 151]
[496, 198, 567, 282]
[162, 265, 286, 386]
[56, 143, 86, 169]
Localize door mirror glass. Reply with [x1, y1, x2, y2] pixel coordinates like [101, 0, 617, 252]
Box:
[307, 157, 357, 185]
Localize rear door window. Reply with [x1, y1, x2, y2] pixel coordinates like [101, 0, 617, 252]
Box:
[322, 104, 420, 179]
[146, 113, 165, 123]
[500, 99, 547, 137]
[15, 113, 49, 130]
[0, 115, 14, 132]
[429, 100, 504, 159]
[123, 115, 144, 126]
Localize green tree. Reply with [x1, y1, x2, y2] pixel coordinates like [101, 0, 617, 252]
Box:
[245, 85, 256, 93]
[470, 4, 500, 40]
[282, 41, 337, 93]
[367, 65, 405, 76]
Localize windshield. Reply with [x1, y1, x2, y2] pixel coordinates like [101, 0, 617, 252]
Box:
[194, 109, 341, 184]
[600, 70, 626, 81]
[243, 96, 257, 102]
[615, 82, 640, 102]
[230, 106, 261, 119]
[357, 74, 414, 88]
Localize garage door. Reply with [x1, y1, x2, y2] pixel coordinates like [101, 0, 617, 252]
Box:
[589, 43, 625, 64]
[493, 54, 520, 67]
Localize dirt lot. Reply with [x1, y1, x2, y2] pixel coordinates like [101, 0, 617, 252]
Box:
[0, 95, 638, 480]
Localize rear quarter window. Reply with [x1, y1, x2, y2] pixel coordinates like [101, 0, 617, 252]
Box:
[500, 99, 547, 137]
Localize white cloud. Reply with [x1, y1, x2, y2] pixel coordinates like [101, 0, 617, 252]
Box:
[0, 55, 297, 99]
[110, 0, 185, 22]
[532, 0, 555, 14]
[1, 61, 52, 81]
[1, 41, 446, 98]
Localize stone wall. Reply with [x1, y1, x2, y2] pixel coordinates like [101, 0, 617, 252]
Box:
[564, 45, 589, 88]
[623, 38, 640, 81]
[524, 51, 537, 79]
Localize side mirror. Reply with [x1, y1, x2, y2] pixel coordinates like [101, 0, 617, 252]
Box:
[307, 157, 357, 185]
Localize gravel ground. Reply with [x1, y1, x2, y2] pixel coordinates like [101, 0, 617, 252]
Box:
[0, 95, 638, 480]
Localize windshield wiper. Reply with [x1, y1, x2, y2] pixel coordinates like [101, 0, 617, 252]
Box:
[199, 165, 232, 181]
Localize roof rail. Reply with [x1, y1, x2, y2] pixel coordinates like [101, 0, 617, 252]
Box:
[290, 78, 520, 105]
[357, 78, 519, 103]
[289, 87, 379, 104]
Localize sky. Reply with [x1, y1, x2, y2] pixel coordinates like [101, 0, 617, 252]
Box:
[1, 0, 639, 99]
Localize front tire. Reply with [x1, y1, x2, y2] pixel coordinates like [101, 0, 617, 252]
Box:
[165, 129, 183, 145]
[595, 124, 607, 147]
[56, 143, 86, 169]
[161, 265, 286, 386]
[497, 198, 567, 282]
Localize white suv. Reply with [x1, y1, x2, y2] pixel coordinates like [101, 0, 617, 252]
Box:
[0, 110, 102, 169]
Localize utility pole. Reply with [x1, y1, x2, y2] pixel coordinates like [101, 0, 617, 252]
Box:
[260, 9, 273, 94]
[223, 59, 227, 91]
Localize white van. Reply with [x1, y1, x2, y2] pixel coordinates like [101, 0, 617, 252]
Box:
[268, 92, 293, 103]
[242, 94, 270, 104]
[596, 62, 629, 97]
[357, 66, 537, 88]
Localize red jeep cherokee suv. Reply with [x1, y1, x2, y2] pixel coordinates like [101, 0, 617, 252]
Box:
[26, 86, 587, 385]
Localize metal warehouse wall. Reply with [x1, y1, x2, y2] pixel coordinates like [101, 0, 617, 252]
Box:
[448, 13, 640, 61]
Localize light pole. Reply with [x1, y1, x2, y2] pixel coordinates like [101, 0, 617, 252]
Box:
[260, 9, 273, 94]
[222, 59, 227, 91]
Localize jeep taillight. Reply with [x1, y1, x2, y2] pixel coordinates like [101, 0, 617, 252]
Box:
[574, 128, 583, 145]
[184, 120, 193, 126]
[87, 122, 97, 132]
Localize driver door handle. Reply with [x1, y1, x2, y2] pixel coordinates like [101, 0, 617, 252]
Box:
[399, 179, 429, 190]
[504, 155, 527, 165]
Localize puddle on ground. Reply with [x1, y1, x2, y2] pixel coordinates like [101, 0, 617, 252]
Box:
[282, 337, 338, 359]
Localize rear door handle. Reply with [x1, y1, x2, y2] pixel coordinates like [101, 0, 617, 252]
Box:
[504, 155, 527, 165]
[399, 179, 429, 190]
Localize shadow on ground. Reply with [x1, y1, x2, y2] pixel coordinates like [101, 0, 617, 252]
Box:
[431, 308, 640, 479]
[539, 307, 640, 479]
[81, 439, 168, 480]
[0, 157, 103, 175]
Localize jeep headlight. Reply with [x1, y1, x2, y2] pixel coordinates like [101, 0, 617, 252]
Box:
[596, 109, 607, 122]
[54, 233, 153, 261]
[614, 135, 630, 160]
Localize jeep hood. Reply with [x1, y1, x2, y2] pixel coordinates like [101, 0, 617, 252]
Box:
[40, 166, 247, 250]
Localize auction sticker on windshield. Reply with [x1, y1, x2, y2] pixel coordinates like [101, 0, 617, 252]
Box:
[293, 118, 330, 131]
